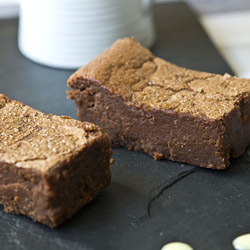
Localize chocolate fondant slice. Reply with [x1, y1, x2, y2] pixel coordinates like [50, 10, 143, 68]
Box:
[67, 38, 250, 170]
[0, 94, 111, 227]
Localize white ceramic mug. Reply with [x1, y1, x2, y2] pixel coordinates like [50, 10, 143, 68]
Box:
[18, 0, 155, 69]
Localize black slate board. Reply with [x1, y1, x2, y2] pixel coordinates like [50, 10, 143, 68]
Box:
[0, 2, 248, 250]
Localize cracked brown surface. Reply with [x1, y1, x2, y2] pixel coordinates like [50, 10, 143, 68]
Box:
[67, 38, 250, 169]
[0, 94, 112, 227]
[68, 37, 250, 120]
[0, 95, 88, 171]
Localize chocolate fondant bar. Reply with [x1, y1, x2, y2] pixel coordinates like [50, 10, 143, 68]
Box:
[0, 94, 111, 227]
[67, 38, 250, 169]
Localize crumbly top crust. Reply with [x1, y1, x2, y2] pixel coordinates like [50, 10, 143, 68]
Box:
[0, 95, 101, 171]
[68, 37, 250, 120]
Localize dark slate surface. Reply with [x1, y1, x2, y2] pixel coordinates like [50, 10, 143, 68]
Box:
[0, 2, 248, 250]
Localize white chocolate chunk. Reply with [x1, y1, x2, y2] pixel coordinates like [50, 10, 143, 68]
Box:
[233, 233, 250, 250]
[161, 242, 193, 250]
